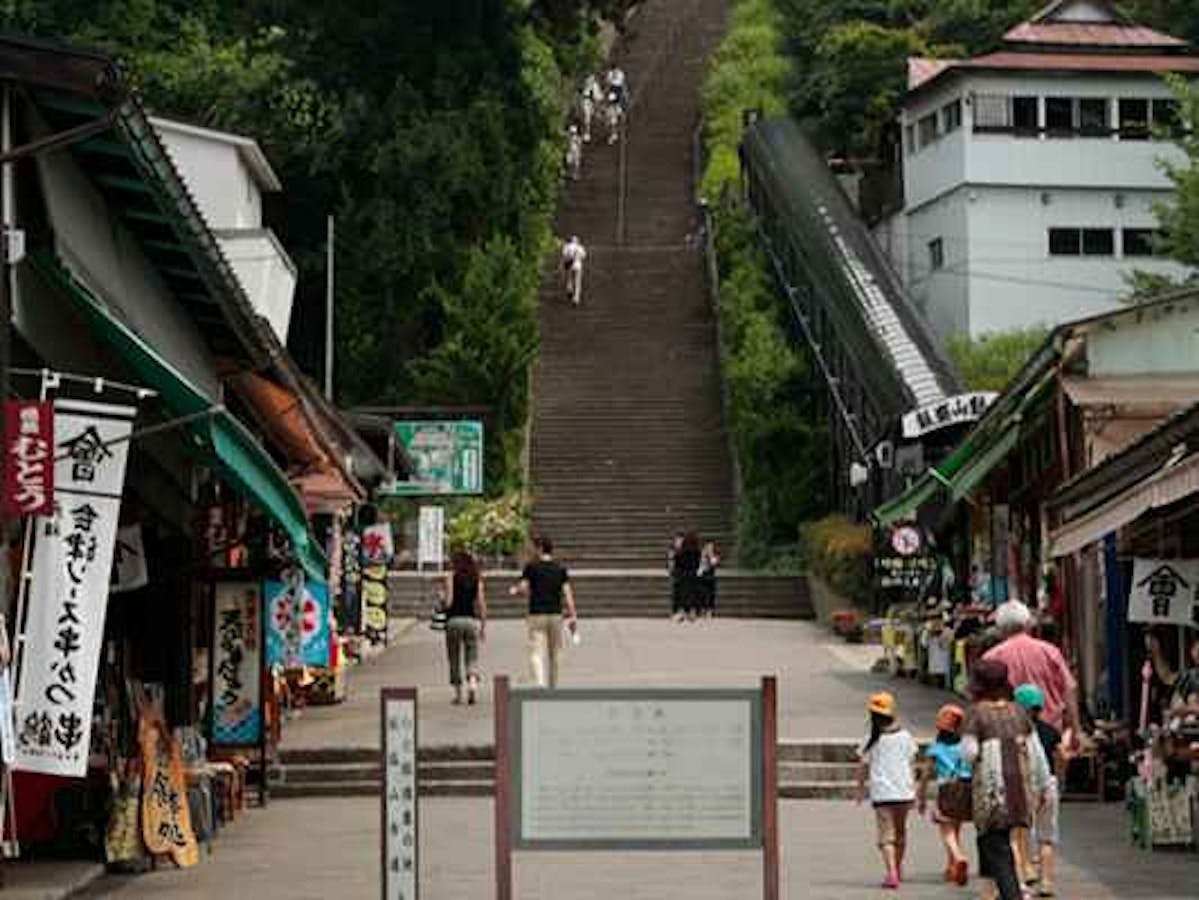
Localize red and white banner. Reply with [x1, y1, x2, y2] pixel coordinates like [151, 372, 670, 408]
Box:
[15, 399, 135, 777]
[3, 400, 54, 517]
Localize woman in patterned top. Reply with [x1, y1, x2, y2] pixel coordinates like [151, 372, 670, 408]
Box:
[961, 659, 1051, 900]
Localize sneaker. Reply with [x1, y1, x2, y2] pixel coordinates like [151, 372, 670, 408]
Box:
[953, 859, 968, 886]
[881, 872, 900, 890]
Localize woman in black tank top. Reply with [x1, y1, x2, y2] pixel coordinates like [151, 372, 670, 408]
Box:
[441, 551, 487, 704]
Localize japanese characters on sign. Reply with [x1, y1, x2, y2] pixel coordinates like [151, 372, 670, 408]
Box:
[211, 582, 263, 746]
[3, 400, 54, 517]
[382, 690, 418, 900]
[512, 689, 762, 849]
[15, 399, 135, 777]
[389, 421, 483, 496]
[1128, 559, 1199, 626]
[265, 577, 331, 669]
[417, 507, 444, 569]
[900, 392, 997, 440]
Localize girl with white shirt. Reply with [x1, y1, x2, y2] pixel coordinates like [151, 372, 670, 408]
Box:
[855, 692, 917, 890]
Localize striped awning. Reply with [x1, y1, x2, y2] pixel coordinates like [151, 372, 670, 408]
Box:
[1048, 453, 1199, 558]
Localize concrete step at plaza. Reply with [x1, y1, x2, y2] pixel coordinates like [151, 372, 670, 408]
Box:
[386, 571, 811, 619]
[270, 741, 861, 800]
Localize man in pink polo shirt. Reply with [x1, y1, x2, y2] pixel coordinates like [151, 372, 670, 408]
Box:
[983, 601, 1080, 747]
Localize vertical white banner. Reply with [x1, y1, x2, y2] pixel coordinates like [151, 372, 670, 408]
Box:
[417, 507, 443, 569]
[15, 399, 135, 777]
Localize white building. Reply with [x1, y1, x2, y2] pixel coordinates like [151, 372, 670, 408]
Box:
[878, 0, 1199, 344]
[151, 117, 298, 343]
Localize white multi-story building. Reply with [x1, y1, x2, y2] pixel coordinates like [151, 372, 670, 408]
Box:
[877, 0, 1199, 343]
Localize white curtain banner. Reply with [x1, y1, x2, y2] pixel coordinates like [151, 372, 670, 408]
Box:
[15, 399, 135, 777]
[1128, 558, 1199, 627]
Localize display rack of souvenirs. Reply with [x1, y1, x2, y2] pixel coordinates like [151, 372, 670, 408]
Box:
[1127, 717, 1199, 850]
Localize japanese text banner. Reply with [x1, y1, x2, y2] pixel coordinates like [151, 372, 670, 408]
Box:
[15, 399, 135, 777]
[1128, 558, 1199, 627]
[3, 400, 54, 517]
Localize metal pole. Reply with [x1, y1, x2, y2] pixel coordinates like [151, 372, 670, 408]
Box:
[493, 675, 512, 900]
[324, 214, 334, 401]
[762, 676, 779, 900]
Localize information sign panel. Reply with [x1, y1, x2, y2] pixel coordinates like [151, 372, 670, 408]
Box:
[509, 688, 762, 850]
[390, 421, 483, 496]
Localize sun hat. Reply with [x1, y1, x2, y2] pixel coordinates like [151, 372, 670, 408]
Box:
[867, 691, 896, 717]
[935, 703, 966, 733]
[1013, 683, 1045, 711]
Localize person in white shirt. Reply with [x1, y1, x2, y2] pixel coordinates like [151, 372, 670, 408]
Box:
[604, 91, 622, 145]
[605, 65, 627, 108]
[561, 236, 586, 305]
[580, 74, 602, 143]
[565, 125, 583, 181]
[855, 692, 917, 890]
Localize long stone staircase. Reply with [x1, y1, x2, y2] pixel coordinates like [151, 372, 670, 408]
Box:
[530, 0, 737, 568]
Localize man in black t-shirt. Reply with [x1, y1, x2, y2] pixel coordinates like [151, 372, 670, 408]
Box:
[510, 536, 578, 687]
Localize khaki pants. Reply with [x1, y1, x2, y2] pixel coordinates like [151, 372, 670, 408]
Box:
[527, 614, 563, 687]
[445, 617, 480, 687]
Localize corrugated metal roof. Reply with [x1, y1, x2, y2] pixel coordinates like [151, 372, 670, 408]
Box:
[969, 50, 1199, 73]
[908, 58, 958, 91]
[1004, 23, 1186, 48]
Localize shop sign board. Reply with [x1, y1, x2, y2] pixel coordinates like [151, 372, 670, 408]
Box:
[509, 688, 763, 849]
[211, 582, 263, 746]
[265, 578, 332, 668]
[111, 524, 149, 594]
[15, 399, 135, 777]
[417, 506, 444, 569]
[1128, 559, 1199, 626]
[389, 421, 483, 496]
[901, 392, 997, 440]
[2, 399, 54, 517]
[381, 687, 419, 900]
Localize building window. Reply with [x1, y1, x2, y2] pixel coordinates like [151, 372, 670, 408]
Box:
[917, 112, 938, 148]
[1079, 98, 1109, 136]
[928, 238, 945, 271]
[1012, 96, 1038, 135]
[1045, 97, 1074, 135]
[942, 99, 963, 134]
[1151, 98, 1182, 138]
[1123, 228, 1162, 257]
[904, 124, 916, 155]
[1082, 228, 1115, 256]
[1049, 228, 1114, 256]
[1049, 228, 1082, 256]
[1119, 98, 1150, 140]
[973, 94, 1011, 131]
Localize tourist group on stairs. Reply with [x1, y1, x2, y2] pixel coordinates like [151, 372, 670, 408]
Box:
[668, 531, 721, 622]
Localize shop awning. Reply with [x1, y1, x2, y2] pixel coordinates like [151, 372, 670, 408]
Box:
[873, 473, 941, 527]
[949, 425, 1019, 501]
[230, 372, 326, 468]
[35, 253, 326, 583]
[1048, 452, 1199, 558]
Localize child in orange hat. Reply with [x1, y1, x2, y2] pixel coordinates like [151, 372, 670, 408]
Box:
[918, 703, 972, 886]
[855, 692, 917, 890]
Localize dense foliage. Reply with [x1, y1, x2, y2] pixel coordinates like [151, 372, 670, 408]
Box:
[6, 0, 617, 492]
[946, 327, 1050, 392]
[702, 0, 827, 562]
[799, 514, 873, 606]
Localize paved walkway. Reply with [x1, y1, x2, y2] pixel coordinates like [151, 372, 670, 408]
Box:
[283, 618, 953, 750]
[80, 797, 1197, 899]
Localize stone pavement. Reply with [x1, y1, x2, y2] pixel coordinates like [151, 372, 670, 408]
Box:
[79, 797, 1198, 899]
[283, 618, 954, 750]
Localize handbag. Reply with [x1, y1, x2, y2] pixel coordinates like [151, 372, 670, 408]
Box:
[937, 778, 974, 822]
[429, 603, 447, 631]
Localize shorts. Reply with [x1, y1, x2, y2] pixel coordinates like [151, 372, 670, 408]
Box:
[1033, 775, 1060, 846]
[873, 801, 912, 848]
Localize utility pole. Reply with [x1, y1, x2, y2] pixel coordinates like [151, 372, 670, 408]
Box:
[324, 214, 334, 402]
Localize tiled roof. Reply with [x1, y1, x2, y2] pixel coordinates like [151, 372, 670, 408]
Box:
[1004, 22, 1186, 48]
[908, 57, 958, 90]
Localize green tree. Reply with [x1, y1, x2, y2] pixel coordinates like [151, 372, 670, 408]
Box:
[946, 327, 1049, 392]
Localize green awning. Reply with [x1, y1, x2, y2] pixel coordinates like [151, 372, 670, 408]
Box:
[34, 253, 326, 583]
[949, 425, 1020, 501]
[873, 474, 940, 527]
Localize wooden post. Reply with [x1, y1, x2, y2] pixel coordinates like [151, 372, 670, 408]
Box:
[761, 676, 779, 900]
[494, 676, 512, 900]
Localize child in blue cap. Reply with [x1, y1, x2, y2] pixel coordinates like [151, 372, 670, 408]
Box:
[1014, 683, 1061, 898]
